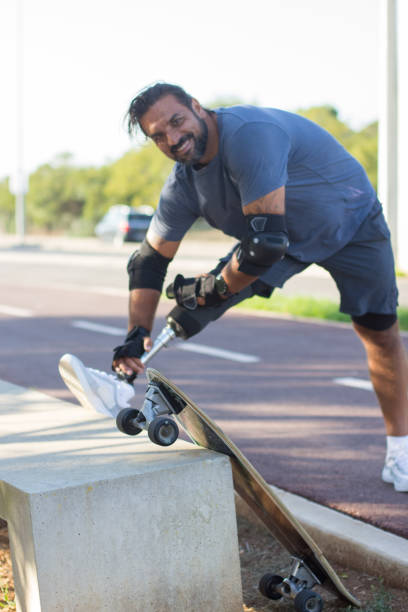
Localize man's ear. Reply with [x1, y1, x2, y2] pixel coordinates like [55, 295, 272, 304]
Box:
[191, 98, 204, 116]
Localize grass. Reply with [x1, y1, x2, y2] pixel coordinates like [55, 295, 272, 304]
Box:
[235, 292, 408, 332]
[0, 586, 15, 610]
[346, 580, 393, 612]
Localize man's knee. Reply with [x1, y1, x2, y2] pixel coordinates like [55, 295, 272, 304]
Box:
[352, 313, 399, 350]
[351, 312, 397, 332]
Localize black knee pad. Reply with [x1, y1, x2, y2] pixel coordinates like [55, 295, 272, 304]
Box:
[351, 312, 397, 331]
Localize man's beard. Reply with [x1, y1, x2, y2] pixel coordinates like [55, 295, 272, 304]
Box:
[171, 115, 209, 165]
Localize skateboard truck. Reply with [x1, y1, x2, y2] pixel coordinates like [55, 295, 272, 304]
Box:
[116, 381, 179, 446]
[259, 557, 324, 611]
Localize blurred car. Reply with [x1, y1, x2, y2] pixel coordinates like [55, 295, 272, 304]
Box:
[95, 205, 154, 245]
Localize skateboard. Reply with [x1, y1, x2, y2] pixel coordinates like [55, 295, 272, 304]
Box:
[116, 368, 361, 612]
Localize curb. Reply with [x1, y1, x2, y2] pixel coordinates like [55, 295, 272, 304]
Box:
[235, 485, 408, 590]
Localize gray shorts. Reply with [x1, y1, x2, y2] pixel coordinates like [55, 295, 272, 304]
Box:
[263, 201, 399, 317]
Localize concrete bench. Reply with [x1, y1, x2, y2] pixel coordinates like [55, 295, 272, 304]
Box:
[0, 380, 243, 612]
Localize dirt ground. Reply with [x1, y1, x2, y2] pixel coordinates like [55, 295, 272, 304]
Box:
[0, 523, 14, 611]
[1, 518, 406, 611]
[237, 516, 407, 612]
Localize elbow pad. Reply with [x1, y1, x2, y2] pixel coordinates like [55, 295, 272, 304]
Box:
[237, 214, 289, 276]
[127, 238, 172, 291]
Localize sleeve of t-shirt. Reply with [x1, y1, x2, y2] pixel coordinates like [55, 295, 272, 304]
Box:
[149, 168, 198, 241]
[224, 122, 290, 208]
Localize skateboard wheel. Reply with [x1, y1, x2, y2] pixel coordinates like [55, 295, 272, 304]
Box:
[148, 417, 179, 446]
[116, 409, 143, 436]
[294, 589, 323, 612]
[258, 573, 283, 600]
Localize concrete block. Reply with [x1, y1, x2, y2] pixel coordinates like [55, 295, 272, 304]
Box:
[0, 380, 243, 611]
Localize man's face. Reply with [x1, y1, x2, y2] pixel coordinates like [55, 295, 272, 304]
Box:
[139, 95, 209, 165]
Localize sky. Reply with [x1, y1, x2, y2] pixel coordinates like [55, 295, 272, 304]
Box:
[0, 0, 380, 183]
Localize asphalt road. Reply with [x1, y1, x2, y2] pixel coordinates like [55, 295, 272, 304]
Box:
[1, 235, 408, 538]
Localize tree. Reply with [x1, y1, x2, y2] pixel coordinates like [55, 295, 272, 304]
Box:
[347, 122, 378, 191]
[26, 154, 87, 231]
[103, 142, 173, 210]
[79, 165, 111, 224]
[206, 96, 248, 109]
[297, 106, 378, 191]
[0, 178, 15, 232]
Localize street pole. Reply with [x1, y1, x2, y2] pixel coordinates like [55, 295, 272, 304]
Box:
[396, 1, 408, 271]
[378, 0, 398, 261]
[15, 0, 26, 243]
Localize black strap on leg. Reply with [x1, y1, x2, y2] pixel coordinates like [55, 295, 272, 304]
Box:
[166, 274, 198, 310]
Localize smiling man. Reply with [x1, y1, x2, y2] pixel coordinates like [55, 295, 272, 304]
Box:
[61, 82, 408, 492]
[145, 94, 213, 165]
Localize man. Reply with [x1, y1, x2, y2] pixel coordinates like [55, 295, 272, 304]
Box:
[60, 82, 408, 492]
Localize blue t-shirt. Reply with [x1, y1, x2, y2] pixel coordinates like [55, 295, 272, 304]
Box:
[150, 105, 376, 277]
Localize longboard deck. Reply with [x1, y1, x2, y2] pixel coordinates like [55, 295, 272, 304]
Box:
[147, 368, 360, 608]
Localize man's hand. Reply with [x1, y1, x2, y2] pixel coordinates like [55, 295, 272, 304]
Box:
[166, 273, 232, 310]
[112, 326, 152, 381]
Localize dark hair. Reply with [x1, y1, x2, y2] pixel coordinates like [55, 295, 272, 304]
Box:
[126, 82, 194, 137]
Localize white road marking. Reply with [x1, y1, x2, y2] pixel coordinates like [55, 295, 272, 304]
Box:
[88, 286, 129, 297]
[71, 320, 260, 363]
[0, 304, 34, 317]
[72, 320, 124, 336]
[177, 342, 260, 363]
[334, 377, 373, 391]
[50, 283, 129, 297]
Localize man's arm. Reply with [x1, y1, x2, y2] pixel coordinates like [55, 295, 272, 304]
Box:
[127, 229, 181, 331]
[221, 186, 285, 292]
[196, 186, 286, 306]
[113, 230, 181, 378]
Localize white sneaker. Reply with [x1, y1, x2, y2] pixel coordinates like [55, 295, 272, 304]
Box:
[58, 353, 135, 417]
[382, 449, 408, 492]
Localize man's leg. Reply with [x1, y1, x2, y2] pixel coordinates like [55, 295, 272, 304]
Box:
[352, 320, 408, 436]
[319, 201, 408, 489]
[352, 317, 408, 491]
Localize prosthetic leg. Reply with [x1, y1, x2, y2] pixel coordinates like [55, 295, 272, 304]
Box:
[116, 286, 255, 445]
